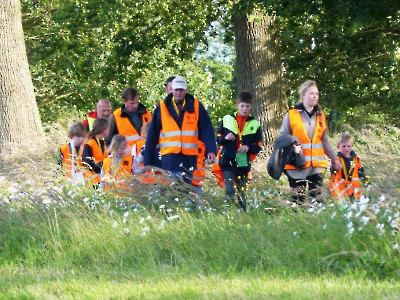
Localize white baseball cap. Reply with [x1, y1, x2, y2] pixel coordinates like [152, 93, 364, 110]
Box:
[171, 76, 188, 90]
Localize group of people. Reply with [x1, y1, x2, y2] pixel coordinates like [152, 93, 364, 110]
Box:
[59, 77, 368, 209]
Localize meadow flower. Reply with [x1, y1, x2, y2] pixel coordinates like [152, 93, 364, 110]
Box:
[379, 195, 386, 202]
[122, 228, 129, 234]
[139, 218, 145, 224]
[322, 224, 327, 230]
[393, 243, 399, 251]
[293, 231, 298, 236]
[347, 227, 354, 236]
[167, 215, 180, 221]
[112, 221, 118, 228]
[360, 216, 370, 226]
[347, 221, 354, 229]
[123, 211, 129, 218]
[330, 212, 337, 219]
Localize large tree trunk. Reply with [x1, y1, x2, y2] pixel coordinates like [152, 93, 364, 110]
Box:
[0, 0, 43, 159]
[234, 12, 287, 146]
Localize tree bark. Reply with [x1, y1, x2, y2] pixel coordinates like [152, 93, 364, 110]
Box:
[0, 0, 43, 159]
[234, 12, 287, 146]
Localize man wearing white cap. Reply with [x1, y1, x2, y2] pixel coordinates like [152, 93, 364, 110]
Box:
[144, 76, 217, 184]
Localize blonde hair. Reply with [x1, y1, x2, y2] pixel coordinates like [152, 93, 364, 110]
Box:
[68, 122, 86, 139]
[298, 80, 317, 101]
[109, 134, 127, 154]
[337, 131, 353, 146]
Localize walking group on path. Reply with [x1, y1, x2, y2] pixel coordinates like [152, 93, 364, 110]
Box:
[60, 77, 369, 210]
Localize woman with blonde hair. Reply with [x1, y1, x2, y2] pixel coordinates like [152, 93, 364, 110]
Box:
[278, 80, 341, 204]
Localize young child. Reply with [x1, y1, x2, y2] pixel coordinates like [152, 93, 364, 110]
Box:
[329, 131, 368, 201]
[101, 134, 140, 188]
[59, 122, 86, 184]
[82, 118, 110, 186]
[134, 122, 162, 168]
[212, 92, 263, 210]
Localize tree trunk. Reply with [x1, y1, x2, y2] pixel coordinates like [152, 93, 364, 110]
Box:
[234, 12, 287, 146]
[0, 0, 43, 159]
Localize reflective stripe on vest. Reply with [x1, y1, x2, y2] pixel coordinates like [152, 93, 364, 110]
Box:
[159, 99, 199, 156]
[113, 108, 152, 153]
[285, 109, 327, 169]
[329, 155, 362, 199]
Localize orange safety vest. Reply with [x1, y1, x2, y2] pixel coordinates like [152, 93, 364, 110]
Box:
[60, 143, 83, 177]
[84, 138, 108, 184]
[329, 155, 362, 200]
[113, 107, 152, 153]
[159, 99, 199, 156]
[102, 154, 133, 188]
[192, 141, 206, 187]
[285, 109, 328, 170]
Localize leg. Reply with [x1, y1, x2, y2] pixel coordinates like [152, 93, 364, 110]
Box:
[307, 173, 324, 201]
[286, 174, 307, 203]
[222, 168, 235, 201]
[236, 173, 248, 211]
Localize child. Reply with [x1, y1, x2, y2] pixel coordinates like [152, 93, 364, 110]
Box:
[59, 122, 86, 184]
[134, 122, 162, 168]
[212, 92, 263, 210]
[101, 135, 139, 188]
[329, 131, 368, 201]
[82, 118, 110, 186]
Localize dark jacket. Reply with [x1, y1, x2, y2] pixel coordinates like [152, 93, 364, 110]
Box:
[216, 113, 262, 174]
[267, 134, 305, 180]
[144, 93, 217, 172]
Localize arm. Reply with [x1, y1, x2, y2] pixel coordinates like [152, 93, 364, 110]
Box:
[144, 106, 161, 166]
[197, 102, 217, 157]
[82, 144, 102, 174]
[248, 126, 263, 155]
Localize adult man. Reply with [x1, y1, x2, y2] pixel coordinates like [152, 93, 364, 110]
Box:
[144, 76, 217, 183]
[165, 76, 175, 95]
[106, 87, 152, 154]
[82, 99, 112, 131]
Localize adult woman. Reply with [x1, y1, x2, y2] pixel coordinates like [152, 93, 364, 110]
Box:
[278, 80, 341, 203]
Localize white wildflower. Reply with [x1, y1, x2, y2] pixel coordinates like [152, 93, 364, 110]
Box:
[82, 197, 89, 204]
[393, 243, 399, 251]
[376, 223, 385, 230]
[308, 207, 315, 213]
[347, 221, 354, 229]
[159, 204, 165, 209]
[347, 227, 354, 236]
[142, 226, 150, 232]
[139, 218, 145, 224]
[359, 204, 367, 212]
[175, 197, 179, 202]
[42, 199, 52, 206]
[360, 216, 370, 226]
[322, 224, 327, 230]
[112, 221, 118, 228]
[379, 194, 386, 202]
[330, 212, 337, 219]
[293, 231, 298, 236]
[122, 228, 129, 234]
[167, 215, 180, 221]
[123, 211, 130, 218]
[345, 211, 353, 219]
[146, 216, 152, 221]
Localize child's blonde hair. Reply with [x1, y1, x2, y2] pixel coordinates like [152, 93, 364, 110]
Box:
[109, 134, 127, 154]
[68, 122, 86, 139]
[337, 131, 353, 146]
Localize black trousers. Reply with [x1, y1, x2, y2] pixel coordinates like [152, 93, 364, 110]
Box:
[286, 172, 324, 203]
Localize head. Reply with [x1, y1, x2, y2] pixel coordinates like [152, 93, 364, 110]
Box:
[171, 76, 188, 102]
[68, 122, 86, 146]
[89, 117, 110, 139]
[337, 131, 353, 157]
[122, 87, 140, 113]
[236, 92, 253, 117]
[109, 134, 127, 156]
[165, 76, 175, 95]
[298, 80, 319, 110]
[140, 122, 151, 139]
[96, 99, 112, 118]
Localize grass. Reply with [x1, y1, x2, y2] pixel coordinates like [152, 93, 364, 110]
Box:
[1, 124, 400, 298]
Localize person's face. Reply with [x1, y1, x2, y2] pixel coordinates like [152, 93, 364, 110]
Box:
[97, 102, 112, 118]
[237, 102, 252, 117]
[124, 95, 139, 113]
[302, 85, 319, 109]
[72, 135, 85, 146]
[338, 141, 353, 157]
[172, 88, 187, 102]
[165, 82, 173, 95]
[116, 142, 127, 156]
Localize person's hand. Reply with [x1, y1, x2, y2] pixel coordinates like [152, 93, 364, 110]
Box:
[207, 152, 216, 164]
[332, 160, 342, 171]
[238, 145, 249, 153]
[225, 133, 235, 141]
[293, 143, 302, 154]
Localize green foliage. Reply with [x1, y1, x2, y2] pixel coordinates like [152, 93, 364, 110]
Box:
[21, 0, 233, 124]
[269, 0, 400, 126]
